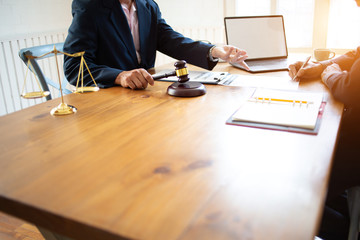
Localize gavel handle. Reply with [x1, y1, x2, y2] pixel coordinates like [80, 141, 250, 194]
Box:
[152, 71, 176, 80]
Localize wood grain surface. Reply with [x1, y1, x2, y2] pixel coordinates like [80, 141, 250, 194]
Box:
[0, 63, 343, 240]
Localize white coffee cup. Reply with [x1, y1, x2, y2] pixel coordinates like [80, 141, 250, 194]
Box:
[314, 48, 336, 61]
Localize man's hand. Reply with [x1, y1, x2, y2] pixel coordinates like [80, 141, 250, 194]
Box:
[321, 63, 343, 84]
[115, 69, 154, 89]
[211, 45, 250, 70]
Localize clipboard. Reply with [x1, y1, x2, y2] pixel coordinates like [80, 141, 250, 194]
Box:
[153, 70, 229, 85]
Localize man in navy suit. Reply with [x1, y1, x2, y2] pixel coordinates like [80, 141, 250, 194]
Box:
[64, 0, 249, 89]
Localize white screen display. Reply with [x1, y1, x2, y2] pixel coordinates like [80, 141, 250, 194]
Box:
[225, 16, 288, 59]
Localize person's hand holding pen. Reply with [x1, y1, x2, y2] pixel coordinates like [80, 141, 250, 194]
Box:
[288, 56, 324, 81]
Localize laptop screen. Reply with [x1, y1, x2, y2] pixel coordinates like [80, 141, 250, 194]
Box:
[224, 15, 288, 60]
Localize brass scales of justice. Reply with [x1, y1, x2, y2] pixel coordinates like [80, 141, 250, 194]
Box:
[21, 45, 99, 116]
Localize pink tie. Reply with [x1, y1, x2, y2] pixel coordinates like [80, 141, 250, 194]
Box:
[121, 1, 141, 63]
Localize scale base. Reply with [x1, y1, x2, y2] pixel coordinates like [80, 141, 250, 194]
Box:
[167, 82, 206, 97]
[50, 103, 77, 116]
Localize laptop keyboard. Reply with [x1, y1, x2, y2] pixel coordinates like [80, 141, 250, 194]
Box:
[246, 58, 289, 70]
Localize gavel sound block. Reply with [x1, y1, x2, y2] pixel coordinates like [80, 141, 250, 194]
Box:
[153, 60, 206, 97]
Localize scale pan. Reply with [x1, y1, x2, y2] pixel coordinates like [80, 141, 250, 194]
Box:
[21, 91, 50, 99]
[74, 86, 100, 93]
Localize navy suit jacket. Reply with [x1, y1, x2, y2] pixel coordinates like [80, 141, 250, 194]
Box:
[64, 0, 217, 88]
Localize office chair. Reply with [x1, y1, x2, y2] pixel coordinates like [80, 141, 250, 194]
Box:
[347, 186, 360, 240]
[19, 42, 72, 101]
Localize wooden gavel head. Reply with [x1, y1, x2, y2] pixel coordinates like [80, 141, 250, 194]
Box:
[152, 60, 205, 97]
[174, 60, 189, 83]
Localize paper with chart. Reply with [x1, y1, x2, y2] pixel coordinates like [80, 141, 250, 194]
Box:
[154, 70, 229, 84]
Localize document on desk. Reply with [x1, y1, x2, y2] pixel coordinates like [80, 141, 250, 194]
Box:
[219, 74, 299, 90]
[154, 70, 229, 84]
[154, 70, 298, 90]
[226, 88, 326, 134]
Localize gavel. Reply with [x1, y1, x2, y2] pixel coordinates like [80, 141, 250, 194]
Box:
[152, 60, 189, 83]
[152, 60, 206, 97]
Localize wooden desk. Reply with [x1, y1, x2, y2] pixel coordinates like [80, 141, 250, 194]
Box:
[0, 63, 343, 240]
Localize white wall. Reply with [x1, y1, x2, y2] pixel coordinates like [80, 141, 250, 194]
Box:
[0, 0, 73, 40]
[156, 0, 224, 29]
[0, 0, 226, 41]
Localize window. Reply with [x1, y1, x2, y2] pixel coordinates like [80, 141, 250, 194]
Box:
[327, 0, 360, 49]
[235, 0, 271, 16]
[235, 0, 314, 49]
[277, 0, 314, 49]
[235, 0, 360, 51]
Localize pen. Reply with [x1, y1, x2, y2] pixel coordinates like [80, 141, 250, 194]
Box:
[292, 55, 311, 81]
[252, 97, 313, 104]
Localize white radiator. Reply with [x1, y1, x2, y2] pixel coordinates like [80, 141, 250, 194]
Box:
[0, 26, 224, 116]
[0, 32, 67, 116]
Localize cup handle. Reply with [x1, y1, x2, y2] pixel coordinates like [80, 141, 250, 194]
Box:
[329, 51, 336, 59]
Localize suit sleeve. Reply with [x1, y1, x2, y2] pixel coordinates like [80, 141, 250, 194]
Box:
[153, 3, 217, 70]
[323, 47, 360, 107]
[63, 2, 120, 88]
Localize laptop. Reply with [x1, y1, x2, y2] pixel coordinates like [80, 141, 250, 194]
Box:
[224, 15, 289, 73]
